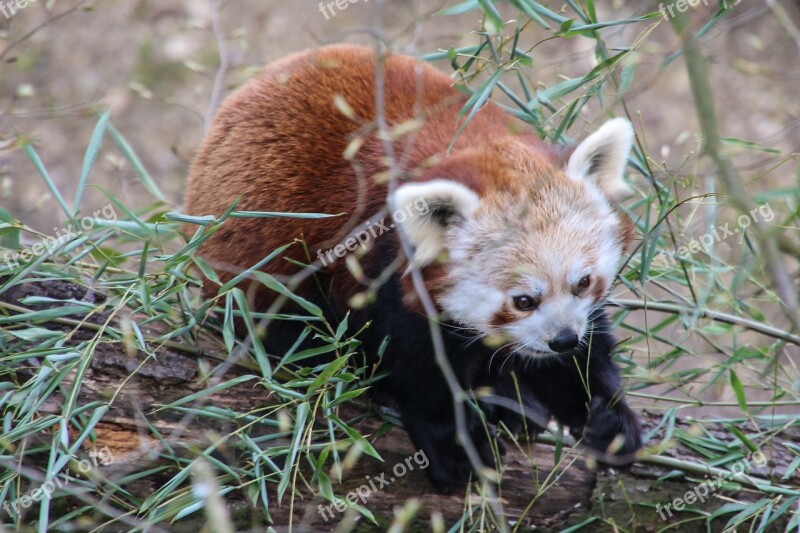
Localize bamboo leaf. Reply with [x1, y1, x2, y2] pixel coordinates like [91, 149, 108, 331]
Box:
[74, 109, 111, 213]
[729, 369, 749, 414]
[21, 141, 71, 219]
[107, 123, 166, 202]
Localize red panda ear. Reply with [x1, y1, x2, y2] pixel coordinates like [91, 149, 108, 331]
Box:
[390, 179, 480, 267]
[566, 118, 634, 202]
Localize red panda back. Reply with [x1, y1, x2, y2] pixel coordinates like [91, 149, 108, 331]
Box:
[184, 44, 545, 306]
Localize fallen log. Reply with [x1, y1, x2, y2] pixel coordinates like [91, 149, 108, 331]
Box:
[1, 279, 797, 531]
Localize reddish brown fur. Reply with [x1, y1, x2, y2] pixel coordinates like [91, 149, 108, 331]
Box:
[488, 305, 521, 327]
[184, 45, 625, 311]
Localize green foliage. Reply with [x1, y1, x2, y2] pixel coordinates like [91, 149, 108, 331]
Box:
[1, 1, 798, 531]
[0, 112, 377, 530]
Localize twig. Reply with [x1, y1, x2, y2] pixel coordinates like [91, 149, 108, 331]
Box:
[608, 298, 800, 346]
[765, 0, 800, 55]
[370, 1, 507, 527]
[534, 434, 799, 497]
[627, 391, 800, 407]
[640, 454, 799, 497]
[0, 0, 90, 62]
[204, 0, 230, 131]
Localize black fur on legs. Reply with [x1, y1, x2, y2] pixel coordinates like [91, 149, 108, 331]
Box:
[303, 228, 514, 492]
[351, 275, 503, 493]
[261, 252, 637, 491]
[486, 308, 641, 465]
[262, 265, 504, 492]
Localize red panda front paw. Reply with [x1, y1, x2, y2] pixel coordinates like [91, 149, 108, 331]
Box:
[425, 448, 474, 494]
[582, 395, 641, 467]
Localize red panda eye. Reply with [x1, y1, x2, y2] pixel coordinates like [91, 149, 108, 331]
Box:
[576, 275, 591, 293]
[513, 295, 540, 311]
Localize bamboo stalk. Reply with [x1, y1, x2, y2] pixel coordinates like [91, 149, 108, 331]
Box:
[668, 10, 799, 332]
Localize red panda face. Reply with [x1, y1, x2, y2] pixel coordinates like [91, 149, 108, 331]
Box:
[439, 182, 628, 356]
[391, 119, 635, 357]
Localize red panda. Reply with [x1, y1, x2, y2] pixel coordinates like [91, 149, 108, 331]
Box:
[185, 44, 641, 492]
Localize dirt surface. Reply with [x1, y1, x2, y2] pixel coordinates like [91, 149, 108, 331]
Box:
[2, 1, 800, 224]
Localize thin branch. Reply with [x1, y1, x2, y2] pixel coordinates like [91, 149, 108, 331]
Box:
[204, 0, 230, 131]
[608, 298, 800, 346]
[533, 434, 799, 497]
[0, 0, 90, 62]
[370, 0, 507, 526]
[765, 0, 800, 54]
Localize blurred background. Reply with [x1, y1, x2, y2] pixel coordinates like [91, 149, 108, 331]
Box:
[2, 0, 798, 228]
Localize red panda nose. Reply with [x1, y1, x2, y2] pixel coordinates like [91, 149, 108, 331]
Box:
[548, 330, 579, 353]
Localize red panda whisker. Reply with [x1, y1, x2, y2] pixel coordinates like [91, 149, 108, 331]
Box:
[488, 342, 518, 372]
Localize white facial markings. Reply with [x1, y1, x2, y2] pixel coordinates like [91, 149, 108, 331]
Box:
[429, 155, 628, 359]
[511, 277, 547, 300]
[509, 292, 592, 352]
[439, 217, 506, 329]
[439, 279, 506, 329]
[568, 265, 591, 287]
[595, 232, 622, 286]
[439, 201, 622, 358]
[575, 180, 626, 285]
[506, 310, 552, 354]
